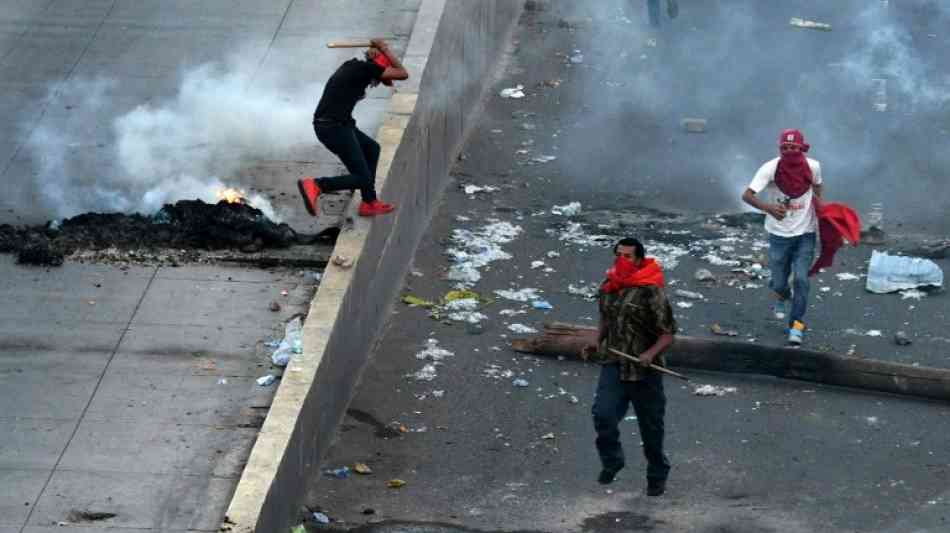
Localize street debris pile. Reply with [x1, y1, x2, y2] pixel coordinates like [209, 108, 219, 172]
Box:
[0, 199, 307, 267]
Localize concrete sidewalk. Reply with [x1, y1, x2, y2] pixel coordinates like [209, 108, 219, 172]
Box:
[0, 0, 420, 531]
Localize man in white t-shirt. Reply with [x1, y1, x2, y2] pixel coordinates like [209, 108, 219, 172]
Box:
[741, 129, 823, 345]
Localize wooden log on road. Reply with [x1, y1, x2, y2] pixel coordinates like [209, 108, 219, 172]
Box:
[510, 322, 950, 403]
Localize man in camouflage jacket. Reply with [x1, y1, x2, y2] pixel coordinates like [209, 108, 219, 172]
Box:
[583, 237, 676, 496]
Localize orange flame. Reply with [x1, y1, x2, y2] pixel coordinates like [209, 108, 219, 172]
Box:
[216, 187, 247, 204]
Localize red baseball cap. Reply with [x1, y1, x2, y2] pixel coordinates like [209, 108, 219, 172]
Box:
[779, 129, 810, 151]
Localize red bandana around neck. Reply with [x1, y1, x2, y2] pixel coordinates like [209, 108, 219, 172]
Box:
[774, 151, 813, 198]
[601, 257, 665, 294]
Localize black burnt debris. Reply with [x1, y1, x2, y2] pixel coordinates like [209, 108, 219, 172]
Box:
[1, 199, 317, 267]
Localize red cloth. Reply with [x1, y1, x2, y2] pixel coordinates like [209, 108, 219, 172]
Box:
[774, 150, 813, 198]
[809, 199, 861, 276]
[601, 257, 665, 293]
[371, 53, 393, 86]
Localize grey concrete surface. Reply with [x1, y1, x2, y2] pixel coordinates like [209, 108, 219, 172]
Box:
[305, 1, 950, 532]
[224, 2, 524, 532]
[1, 2, 423, 531]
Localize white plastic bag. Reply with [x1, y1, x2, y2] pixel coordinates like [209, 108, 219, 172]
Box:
[271, 316, 303, 367]
[866, 250, 943, 294]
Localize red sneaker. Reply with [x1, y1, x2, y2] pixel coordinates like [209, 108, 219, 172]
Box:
[297, 177, 321, 216]
[358, 200, 395, 217]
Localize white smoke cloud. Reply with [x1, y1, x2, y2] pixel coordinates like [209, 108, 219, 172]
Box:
[26, 47, 323, 222]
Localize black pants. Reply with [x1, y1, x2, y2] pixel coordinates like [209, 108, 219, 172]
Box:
[592, 363, 670, 481]
[314, 122, 380, 203]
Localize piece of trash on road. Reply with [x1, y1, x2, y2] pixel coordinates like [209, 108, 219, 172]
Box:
[463, 184, 499, 195]
[271, 316, 304, 367]
[415, 339, 454, 362]
[499, 85, 525, 99]
[509, 323, 538, 334]
[402, 294, 436, 307]
[894, 331, 913, 346]
[568, 283, 598, 299]
[530, 155, 558, 164]
[674, 289, 704, 300]
[569, 53, 584, 64]
[354, 462, 373, 475]
[790, 17, 832, 31]
[499, 308, 527, 316]
[866, 250, 943, 293]
[694, 268, 715, 282]
[900, 289, 927, 300]
[693, 384, 738, 396]
[495, 287, 541, 302]
[866, 330, 883, 337]
[541, 432, 556, 440]
[313, 512, 330, 524]
[387, 479, 407, 488]
[551, 202, 582, 216]
[324, 466, 351, 479]
[409, 363, 438, 382]
[681, 118, 707, 133]
[269, 301, 281, 312]
[836, 272, 860, 281]
[256, 374, 276, 387]
[676, 301, 693, 309]
[532, 300, 553, 310]
[331, 255, 353, 268]
[513, 378, 530, 387]
[710, 324, 738, 337]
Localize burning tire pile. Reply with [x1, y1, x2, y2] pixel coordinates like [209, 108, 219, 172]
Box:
[0, 199, 312, 267]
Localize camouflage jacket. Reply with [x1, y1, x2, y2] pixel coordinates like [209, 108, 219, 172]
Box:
[593, 285, 677, 382]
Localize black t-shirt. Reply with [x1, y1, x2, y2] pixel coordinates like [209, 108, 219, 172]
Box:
[313, 59, 385, 125]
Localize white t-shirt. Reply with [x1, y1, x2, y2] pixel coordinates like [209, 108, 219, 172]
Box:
[747, 157, 822, 237]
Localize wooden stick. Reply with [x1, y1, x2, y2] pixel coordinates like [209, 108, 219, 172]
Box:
[326, 41, 372, 48]
[609, 348, 690, 381]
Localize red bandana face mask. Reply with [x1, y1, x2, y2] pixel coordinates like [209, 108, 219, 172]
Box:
[601, 256, 665, 293]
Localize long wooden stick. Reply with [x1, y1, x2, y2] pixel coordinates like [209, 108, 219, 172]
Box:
[327, 41, 372, 48]
[609, 348, 690, 381]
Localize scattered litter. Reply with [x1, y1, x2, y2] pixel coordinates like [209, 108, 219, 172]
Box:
[569, 53, 584, 64]
[448, 311, 488, 323]
[675, 301, 693, 309]
[693, 384, 738, 396]
[866, 250, 943, 293]
[820, 286, 831, 292]
[331, 255, 353, 268]
[530, 155, 558, 164]
[500, 85, 526, 99]
[547, 250, 561, 258]
[495, 287, 541, 302]
[447, 221, 523, 286]
[324, 466, 351, 479]
[703, 253, 741, 267]
[836, 272, 860, 281]
[681, 118, 707, 133]
[415, 339, 454, 362]
[894, 331, 913, 346]
[866, 330, 883, 337]
[445, 298, 480, 312]
[432, 390, 445, 398]
[352, 462, 373, 475]
[674, 289, 704, 300]
[900, 289, 927, 300]
[541, 432, 556, 440]
[312, 512, 330, 524]
[409, 363, 438, 381]
[508, 323, 538, 334]
[463, 184, 499, 195]
[551, 202, 582, 216]
[271, 316, 304, 367]
[710, 324, 738, 337]
[531, 260, 546, 269]
[513, 378, 530, 387]
[483, 364, 515, 379]
[531, 300, 553, 310]
[402, 294, 436, 307]
[499, 308, 527, 316]
[866, 416, 880, 426]
[568, 283, 598, 299]
[256, 374, 276, 387]
[694, 268, 715, 281]
[790, 17, 832, 31]
[387, 479, 407, 488]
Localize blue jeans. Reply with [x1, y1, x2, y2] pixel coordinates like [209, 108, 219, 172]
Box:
[768, 232, 816, 326]
[592, 364, 670, 481]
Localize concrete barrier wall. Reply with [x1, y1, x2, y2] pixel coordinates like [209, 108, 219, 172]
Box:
[224, 1, 523, 532]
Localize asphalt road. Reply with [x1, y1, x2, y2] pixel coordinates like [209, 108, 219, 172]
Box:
[304, 1, 950, 532]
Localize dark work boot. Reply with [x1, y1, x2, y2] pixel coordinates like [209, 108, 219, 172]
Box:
[598, 465, 623, 485]
[646, 478, 666, 497]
